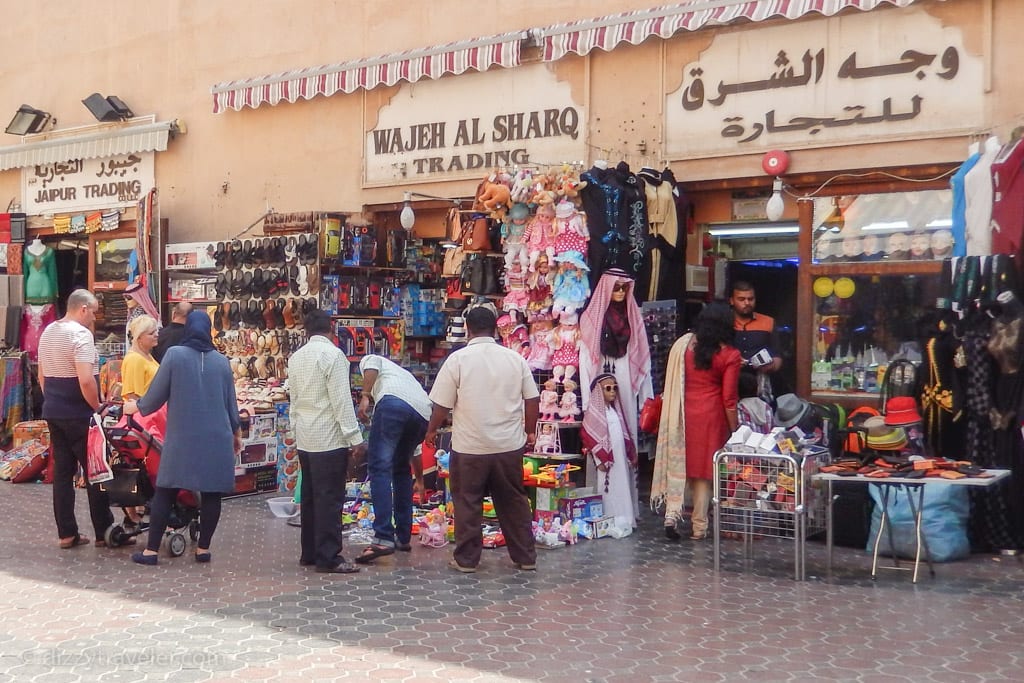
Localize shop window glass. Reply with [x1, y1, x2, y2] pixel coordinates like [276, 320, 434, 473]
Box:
[811, 189, 953, 264]
[810, 274, 941, 393]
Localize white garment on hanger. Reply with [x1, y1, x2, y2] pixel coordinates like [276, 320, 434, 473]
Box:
[963, 135, 1001, 256]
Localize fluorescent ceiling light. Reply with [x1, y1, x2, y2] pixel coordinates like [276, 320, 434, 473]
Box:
[861, 220, 909, 231]
[926, 218, 953, 228]
[708, 223, 799, 238]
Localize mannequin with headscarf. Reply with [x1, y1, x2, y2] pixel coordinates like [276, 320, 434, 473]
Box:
[581, 373, 639, 533]
[123, 281, 161, 353]
[579, 270, 653, 487]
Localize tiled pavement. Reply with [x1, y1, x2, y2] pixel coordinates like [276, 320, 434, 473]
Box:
[1, 482, 1022, 682]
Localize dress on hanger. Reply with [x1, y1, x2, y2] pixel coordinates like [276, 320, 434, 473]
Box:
[963, 136, 1001, 256]
[19, 304, 57, 361]
[23, 245, 57, 304]
[950, 145, 981, 259]
[990, 137, 1024, 260]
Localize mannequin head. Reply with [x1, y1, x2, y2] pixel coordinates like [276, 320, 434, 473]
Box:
[610, 279, 630, 303]
[596, 375, 619, 405]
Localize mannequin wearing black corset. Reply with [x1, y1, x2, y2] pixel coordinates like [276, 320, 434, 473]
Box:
[986, 291, 1024, 550]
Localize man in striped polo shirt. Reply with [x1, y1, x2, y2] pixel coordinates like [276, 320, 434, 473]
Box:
[38, 288, 116, 549]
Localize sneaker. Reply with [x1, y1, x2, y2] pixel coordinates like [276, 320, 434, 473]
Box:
[513, 562, 537, 571]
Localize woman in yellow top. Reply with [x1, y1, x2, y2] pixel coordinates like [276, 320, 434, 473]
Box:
[121, 315, 160, 399]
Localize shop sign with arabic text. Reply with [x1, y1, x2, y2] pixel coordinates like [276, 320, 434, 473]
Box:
[21, 152, 155, 215]
[664, 7, 982, 159]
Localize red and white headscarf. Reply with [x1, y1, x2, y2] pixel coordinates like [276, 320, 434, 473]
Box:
[581, 373, 637, 468]
[124, 280, 160, 321]
[579, 270, 650, 396]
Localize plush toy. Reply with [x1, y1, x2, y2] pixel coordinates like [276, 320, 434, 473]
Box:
[559, 379, 580, 423]
[509, 168, 534, 204]
[474, 176, 512, 221]
[529, 172, 557, 206]
[526, 314, 556, 371]
[552, 201, 589, 256]
[551, 319, 581, 384]
[558, 519, 578, 545]
[539, 378, 560, 421]
[524, 203, 557, 272]
[555, 169, 588, 205]
[501, 202, 531, 272]
[551, 251, 591, 321]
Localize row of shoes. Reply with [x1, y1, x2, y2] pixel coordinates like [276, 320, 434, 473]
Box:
[213, 234, 318, 269]
[229, 354, 289, 381]
[212, 297, 318, 332]
[215, 264, 317, 300]
[217, 327, 308, 359]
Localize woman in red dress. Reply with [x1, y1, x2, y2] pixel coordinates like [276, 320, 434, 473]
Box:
[653, 302, 740, 540]
[684, 303, 741, 539]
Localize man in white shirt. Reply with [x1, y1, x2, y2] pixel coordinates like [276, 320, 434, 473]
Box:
[287, 309, 364, 574]
[426, 307, 539, 573]
[353, 354, 431, 564]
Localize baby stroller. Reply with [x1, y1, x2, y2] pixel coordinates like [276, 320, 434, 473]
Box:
[93, 405, 201, 556]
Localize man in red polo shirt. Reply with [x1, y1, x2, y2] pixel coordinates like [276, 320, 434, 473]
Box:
[730, 281, 782, 403]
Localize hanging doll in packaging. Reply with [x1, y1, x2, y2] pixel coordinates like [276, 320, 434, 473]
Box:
[581, 372, 639, 534]
[527, 313, 556, 371]
[551, 250, 591, 321]
[524, 202, 556, 272]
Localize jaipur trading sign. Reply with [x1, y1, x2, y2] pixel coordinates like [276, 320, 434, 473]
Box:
[664, 6, 983, 159]
[364, 64, 586, 186]
[21, 152, 156, 215]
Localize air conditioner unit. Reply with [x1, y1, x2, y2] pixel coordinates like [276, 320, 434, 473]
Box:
[685, 265, 709, 293]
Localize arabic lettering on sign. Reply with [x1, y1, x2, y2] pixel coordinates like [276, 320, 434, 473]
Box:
[720, 96, 924, 143]
[681, 47, 959, 113]
[22, 152, 155, 215]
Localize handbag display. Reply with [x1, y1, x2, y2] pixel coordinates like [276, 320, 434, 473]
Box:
[639, 394, 663, 434]
[462, 215, 492, 252]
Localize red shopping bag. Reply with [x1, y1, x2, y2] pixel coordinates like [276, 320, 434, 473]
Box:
[86, 416, 114, 484]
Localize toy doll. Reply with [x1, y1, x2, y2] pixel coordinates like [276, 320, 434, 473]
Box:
[551, 314, 581, 384]
[551, 251, 591, 321]
[552, 201, 589, 256]
[527, 315, 556, 371]
[502, 287, 529, 316]
[526, 255, 554, 320]
[524, 203, 557, 272]
[559, 379, 580, 423]
[502, 202, 531, 272]
[539, 378, 560, 421]
[535, 422, 561, 455]
[497, 313, 530, 358]
[504, 259, 526, 290]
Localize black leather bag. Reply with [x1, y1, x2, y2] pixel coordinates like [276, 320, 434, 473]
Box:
[98, 466, 154, 507]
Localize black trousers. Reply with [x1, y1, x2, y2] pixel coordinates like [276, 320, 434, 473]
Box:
[144, 488, 223, 552]
[47, 417, 114, 540]
[298, 447, 350, 568]
[450, 448, 536, 569]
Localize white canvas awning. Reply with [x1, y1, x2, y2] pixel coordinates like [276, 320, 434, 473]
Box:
[0, 120, 177, 171]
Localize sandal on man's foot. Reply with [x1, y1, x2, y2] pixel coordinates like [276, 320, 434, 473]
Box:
[664, 522, 681, 541]
[59, 534, 90, 549]
[355, 544, 396, 564]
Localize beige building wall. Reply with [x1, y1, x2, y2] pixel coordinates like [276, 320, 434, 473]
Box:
[1, 0, 1021, 242]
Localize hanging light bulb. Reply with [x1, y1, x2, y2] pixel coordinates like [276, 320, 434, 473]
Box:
[765, 178, 785, 222]
[399, 191, 415, 231]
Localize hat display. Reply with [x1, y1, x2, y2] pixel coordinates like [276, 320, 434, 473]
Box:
[884, 396, 922, 426]
[864, 416, 908, 451]
[774, 394, 810, 428]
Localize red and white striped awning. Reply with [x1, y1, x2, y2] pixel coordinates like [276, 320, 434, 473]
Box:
[536, 0, 926, 62]
[211, 31, 528, 113]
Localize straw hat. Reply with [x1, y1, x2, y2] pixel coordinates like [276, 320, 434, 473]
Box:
[864, 416, 908, 450]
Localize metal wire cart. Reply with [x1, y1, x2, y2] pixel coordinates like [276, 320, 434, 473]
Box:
[712, 446, 828, 580]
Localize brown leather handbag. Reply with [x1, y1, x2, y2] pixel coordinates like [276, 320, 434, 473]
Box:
[462, 215, 492, 252]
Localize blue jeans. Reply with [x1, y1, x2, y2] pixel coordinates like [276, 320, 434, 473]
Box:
[367, 397, 428, 547]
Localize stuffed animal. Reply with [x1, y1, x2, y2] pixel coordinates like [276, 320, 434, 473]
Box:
[524, 203, 556, 272]
[559, 379, 580, 423]
[510, 168, 534, 204]
[556, 172, 588, 205]
[539, 378, 560, 421]
[552, 201, 589, 256]
[529, 172, 557, 206]
[474, 176, 512, 221]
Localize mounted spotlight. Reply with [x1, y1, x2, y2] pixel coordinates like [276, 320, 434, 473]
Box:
[5, 105, 53, 135]
[82, 93, 135, 122]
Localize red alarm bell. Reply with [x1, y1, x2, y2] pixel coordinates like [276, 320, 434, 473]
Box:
[762, 150, 790, 176]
